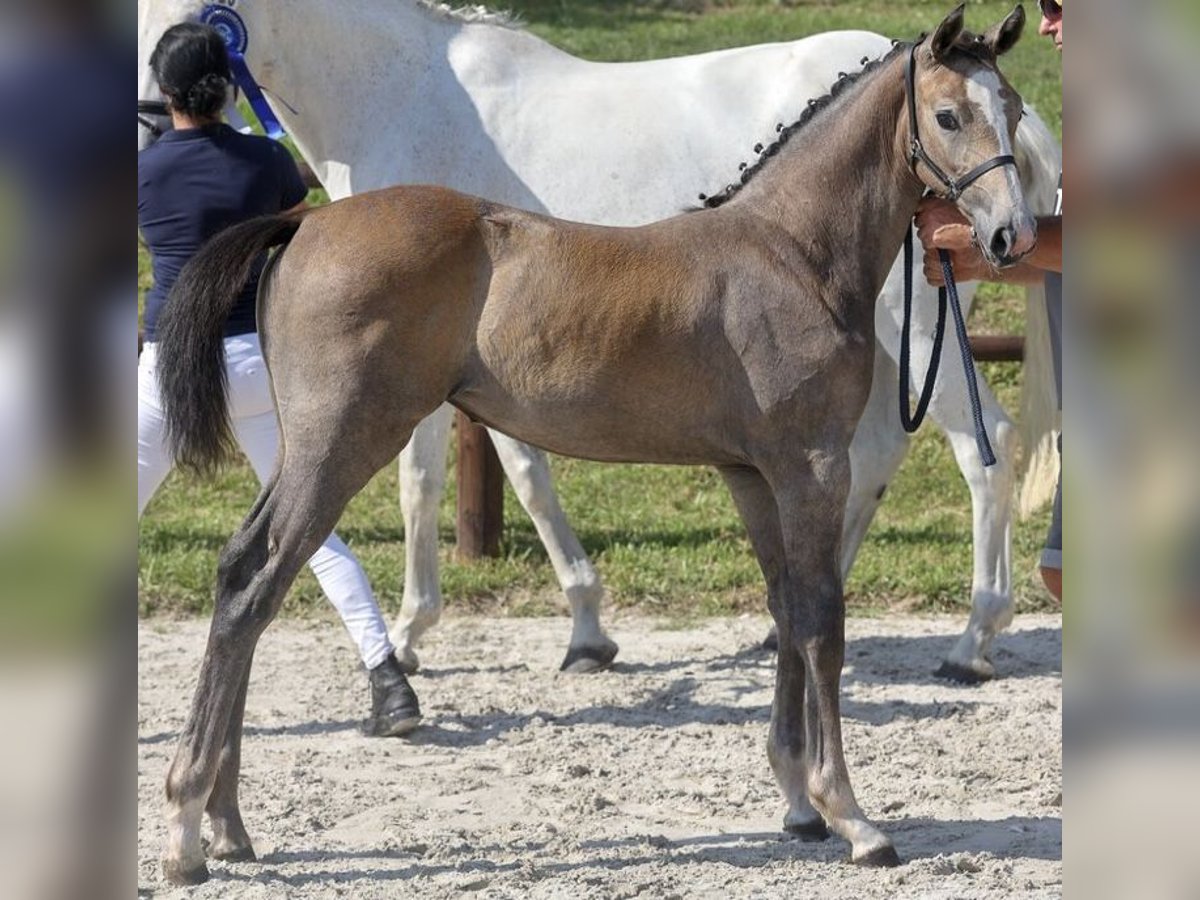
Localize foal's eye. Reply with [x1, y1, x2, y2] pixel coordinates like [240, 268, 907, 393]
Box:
[936, 111, 960, 132]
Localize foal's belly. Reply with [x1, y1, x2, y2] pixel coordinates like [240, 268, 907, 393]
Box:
[450, 353, 754, 467]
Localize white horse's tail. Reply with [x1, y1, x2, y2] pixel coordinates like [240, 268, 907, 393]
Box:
[1012, 106, 1062, 517]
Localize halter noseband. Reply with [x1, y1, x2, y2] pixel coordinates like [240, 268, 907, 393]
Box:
[904, 40, 1017, 202]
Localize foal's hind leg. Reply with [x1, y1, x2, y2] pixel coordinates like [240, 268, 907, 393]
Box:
[720, 466, 826, 841]
[490, 433, 618, 672]
[766, 453, 898, 866]
[204, 663, 256, 862]
[162, 484, 311, 884]
[201, 481, 281, 864]
[163, 425, 421, 884]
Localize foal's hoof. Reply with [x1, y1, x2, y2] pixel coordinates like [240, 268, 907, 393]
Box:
[210, 844, 257, 863]
[852, 844, 902, 868]
[934, 659, 994, 685]
[560, 643, 618, 674]
[162, 858, 210, 886]
[784, 819, 830, 842]
[761, 627, 779, 652]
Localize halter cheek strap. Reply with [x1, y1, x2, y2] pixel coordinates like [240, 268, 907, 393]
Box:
[904, 41, 1016, 201]
[899, 39, 1001, 468]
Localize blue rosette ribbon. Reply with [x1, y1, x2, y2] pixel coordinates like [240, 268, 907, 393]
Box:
[200, 4, 286, 140]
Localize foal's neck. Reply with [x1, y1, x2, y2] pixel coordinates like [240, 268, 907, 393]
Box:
[730, 52, 922, 318]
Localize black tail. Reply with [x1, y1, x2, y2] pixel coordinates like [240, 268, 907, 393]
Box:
[156, 211, 305, 476]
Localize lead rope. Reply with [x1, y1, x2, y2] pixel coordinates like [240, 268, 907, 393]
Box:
[898, 226, 946, 432]
[898, 226, 997, 467]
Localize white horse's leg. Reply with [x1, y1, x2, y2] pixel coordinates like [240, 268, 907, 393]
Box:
[926, 375, 1018, 682]
[392, 403, 454, 673]
[873, 268, 1018, 682]
[488, 432, 619, 672]
[842, 346, 912, 577]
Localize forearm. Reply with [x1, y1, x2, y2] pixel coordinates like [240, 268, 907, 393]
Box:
[979, 216, 1061, 284]
[1026, 215, 1061, 273]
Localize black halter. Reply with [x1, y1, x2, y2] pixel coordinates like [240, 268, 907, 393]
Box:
[904, 40, 1017, 201]
[898, 39, 1008, 468]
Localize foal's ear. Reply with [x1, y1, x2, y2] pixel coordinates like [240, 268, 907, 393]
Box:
[930, 4, 966, 62]
[985, 5, 1026, 56]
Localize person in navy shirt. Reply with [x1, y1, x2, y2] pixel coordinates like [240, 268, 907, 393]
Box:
[138, 23, 420, 737]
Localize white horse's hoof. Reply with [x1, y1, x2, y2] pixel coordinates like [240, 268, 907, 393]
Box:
[393, 645, 420, 675]
[935, 657, 995, 684]
[560, 641, 618, 673]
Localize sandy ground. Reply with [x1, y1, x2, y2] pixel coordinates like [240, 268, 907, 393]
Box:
[138, 612, 1062, 898]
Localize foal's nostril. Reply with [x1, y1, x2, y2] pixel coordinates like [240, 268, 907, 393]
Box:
[989, 227, 1014, 260]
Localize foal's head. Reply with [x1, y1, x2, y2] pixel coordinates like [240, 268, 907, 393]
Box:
[908, 5, 1036, 266]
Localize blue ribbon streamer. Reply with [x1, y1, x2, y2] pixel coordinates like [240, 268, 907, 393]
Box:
[200, 4, 286, 140]
[227, 49, 285, 140]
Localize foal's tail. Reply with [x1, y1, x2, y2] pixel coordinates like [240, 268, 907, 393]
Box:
[156, 211, 307, 476]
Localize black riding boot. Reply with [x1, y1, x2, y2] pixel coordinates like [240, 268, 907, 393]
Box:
[361, 653, 422, 737]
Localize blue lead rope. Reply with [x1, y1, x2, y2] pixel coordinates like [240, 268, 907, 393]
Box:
[200, 3, 287, 140]
[898, 226, 996, 467]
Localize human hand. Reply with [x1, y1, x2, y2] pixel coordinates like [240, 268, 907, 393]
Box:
[915, 197, 992, 285]
[914, 196, 973, 251]
[921, 245, 994, 286]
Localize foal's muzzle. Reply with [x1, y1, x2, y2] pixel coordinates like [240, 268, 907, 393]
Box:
[979, 216, 1037, 269]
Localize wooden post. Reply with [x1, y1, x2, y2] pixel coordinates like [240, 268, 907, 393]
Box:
[455, 410, 504, 559]
[968, 334, 1024, 362]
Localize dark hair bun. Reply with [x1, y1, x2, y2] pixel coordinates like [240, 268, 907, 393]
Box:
[183, 72, 230, 119]
[150, 23, 232, 119]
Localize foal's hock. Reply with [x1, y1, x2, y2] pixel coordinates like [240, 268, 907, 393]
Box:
[155, 6, 1032, 884]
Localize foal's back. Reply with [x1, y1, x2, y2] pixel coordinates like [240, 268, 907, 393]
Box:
[268, 184, 854, 465]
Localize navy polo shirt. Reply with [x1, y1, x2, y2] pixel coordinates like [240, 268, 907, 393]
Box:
[138, 123, 307, 341]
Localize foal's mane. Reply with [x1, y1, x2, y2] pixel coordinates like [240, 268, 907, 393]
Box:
[699, 29, 1004, 210]
[699, 40, 912, 209]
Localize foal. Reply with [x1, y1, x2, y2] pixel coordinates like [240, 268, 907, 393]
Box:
[155, 6, 1033, 883]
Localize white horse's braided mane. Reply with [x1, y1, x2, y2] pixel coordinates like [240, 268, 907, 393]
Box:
[416, 0, 522, 29]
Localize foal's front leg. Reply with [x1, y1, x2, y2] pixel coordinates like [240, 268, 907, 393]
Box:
[770, 456, 899, 866]
[721, 465, 826, 839]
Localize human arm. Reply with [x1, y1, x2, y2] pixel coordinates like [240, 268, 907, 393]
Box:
[915, 196, 1061, 285]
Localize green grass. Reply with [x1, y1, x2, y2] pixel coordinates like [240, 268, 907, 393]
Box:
[138, 0, 1061, 621]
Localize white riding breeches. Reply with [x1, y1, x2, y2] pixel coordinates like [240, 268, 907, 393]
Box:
[138, 333, 394, 670]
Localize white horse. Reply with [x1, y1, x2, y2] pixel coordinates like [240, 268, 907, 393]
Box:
[138, 0, 1060, 681]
